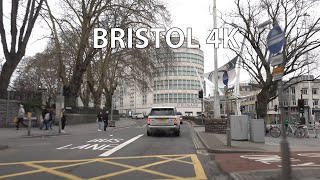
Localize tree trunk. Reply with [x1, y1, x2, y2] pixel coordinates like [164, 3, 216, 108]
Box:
[0, 56, 20, 91]
[104, 91, 113, 111]
[64, 65, 86, 107]
[93, 93, 102, 108]
[256, 89, 270, 119]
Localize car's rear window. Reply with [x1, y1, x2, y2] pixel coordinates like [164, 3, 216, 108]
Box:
[150, 108, 175, 116]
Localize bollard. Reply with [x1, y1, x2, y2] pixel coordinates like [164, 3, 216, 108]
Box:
[27, 112, 32, 136]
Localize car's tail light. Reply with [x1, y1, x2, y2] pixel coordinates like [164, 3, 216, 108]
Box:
[147, 117, 150, 125]
[174, 117, 177, 125]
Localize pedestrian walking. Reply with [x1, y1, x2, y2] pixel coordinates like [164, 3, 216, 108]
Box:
[16, 104, 26, 130]
[40, 107, 49, 130]
[103, 110, 109, 131]
[47, 108, 54, 130]
[61, 108, 67, 133]
[97, 111, 103, 131]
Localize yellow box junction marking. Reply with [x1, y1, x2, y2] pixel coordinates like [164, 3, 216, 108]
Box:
[0, 154, 207, 180]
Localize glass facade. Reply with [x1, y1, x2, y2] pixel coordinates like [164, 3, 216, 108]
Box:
[158, 66, 203, 76]
[152, 37, 204, 107]
[174, 53, 204, 65]
[154, 79, 201, 90]
[153, 93, 199, 103]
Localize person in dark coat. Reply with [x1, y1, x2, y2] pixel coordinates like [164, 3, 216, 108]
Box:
[61, 108, 67, 133]
[97, 111, 103, 131]
[103, 111, 109, 131]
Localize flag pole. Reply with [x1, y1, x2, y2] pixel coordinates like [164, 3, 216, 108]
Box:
[235, 36, 246, 115]
[213, 0, 220, 119]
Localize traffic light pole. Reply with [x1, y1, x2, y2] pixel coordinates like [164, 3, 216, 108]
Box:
[201, 98, 204, 127]
[225, 86, 231, 147]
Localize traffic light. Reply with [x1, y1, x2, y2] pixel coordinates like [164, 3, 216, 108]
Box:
[274, 105, 278, 112]
[240, 106, 245, 113]
[198, 90, 203, 99]
[298, 99, 304, 113]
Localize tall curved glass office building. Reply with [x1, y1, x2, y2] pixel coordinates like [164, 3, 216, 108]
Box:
[116, 37, 204, 116]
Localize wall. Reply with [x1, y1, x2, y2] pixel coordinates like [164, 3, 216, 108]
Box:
[0, 99, 20, 127]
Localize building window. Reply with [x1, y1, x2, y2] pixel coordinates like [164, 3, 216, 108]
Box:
[142, 95, 147, 105]
[292, 100, 296, 106]
[313, 88, 318, 95]
[303, 99, 308, 105]
[302, 88, 308, 95]
[313, 99, 319, 106]
[291, 87, 295, 94]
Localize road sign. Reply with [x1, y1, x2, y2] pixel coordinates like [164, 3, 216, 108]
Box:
[267, 25, 285, 54]
[272, 66, 284, 80]
[223, 71, 228, 86]
[272, 66, 284, 75]
[270, 54, 283, 66]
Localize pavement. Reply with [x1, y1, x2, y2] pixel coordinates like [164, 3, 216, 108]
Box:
[191, 121, 320, 180]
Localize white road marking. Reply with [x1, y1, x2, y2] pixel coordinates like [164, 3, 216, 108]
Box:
[110, 135, 113, 136]
[99, 134, 144, 157]
[56, 144, 73, 150]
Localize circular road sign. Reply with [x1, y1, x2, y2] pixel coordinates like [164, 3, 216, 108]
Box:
[223, 71, 228, 86]
[267, 25, 285, 54]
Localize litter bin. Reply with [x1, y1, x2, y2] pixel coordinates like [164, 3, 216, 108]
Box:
[230, 115, 249, 140]
[250, 119, 265, 143]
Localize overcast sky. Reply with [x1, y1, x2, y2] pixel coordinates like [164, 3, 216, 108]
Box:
[3, 0, 319, 85]
[17, 0, 243, 75]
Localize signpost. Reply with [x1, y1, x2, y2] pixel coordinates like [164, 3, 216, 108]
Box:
[267, 23, 291, 180]
[223, 71, 231, 147]
[269, 54, 283, 66]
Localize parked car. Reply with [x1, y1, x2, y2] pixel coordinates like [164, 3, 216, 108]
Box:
[132, 113, 144, 119]
[147, 107, 180, 136]
[176, 112, 183, 124]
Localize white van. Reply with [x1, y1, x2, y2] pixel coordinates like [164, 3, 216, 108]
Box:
[147, 107, 180, 136]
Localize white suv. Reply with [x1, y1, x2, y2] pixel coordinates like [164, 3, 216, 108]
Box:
[147, 107, 180, 136]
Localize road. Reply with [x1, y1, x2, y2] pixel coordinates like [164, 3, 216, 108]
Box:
[0, 119, 227, 180]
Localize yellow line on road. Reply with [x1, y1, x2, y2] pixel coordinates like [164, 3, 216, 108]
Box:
[0, 160, 96, 179]
[0, 154, 207, 180]
[158, 156, 194, 165]
[89, 156, 189, 180]
[0, 154, 193, 166]
[190, 154, 207, 180]
[24, 163, 84, 180]
[97, 159, 184, 179]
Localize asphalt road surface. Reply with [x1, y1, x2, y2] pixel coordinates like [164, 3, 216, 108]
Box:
[0, 120, 227, 180]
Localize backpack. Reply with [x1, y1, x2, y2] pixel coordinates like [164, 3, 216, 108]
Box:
[44, 113, 50, 121]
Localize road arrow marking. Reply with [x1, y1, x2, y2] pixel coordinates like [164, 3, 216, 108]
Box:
[99, 134, 144, 157]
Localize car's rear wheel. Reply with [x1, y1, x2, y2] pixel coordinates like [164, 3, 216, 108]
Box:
[175, 130, 180, 136]
[147, 130, 152, 136]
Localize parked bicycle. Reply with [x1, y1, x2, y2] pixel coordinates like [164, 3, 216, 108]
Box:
[265, 123, 281, 138]
[285, 123, 308, 138]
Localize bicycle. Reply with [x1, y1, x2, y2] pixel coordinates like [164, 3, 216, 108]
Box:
[265, 123, 281, 138]
[285, 123, 308, 138]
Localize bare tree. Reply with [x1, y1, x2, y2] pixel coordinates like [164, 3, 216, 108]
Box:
[223, 0, 320, 118]
[13, 50, 59, 106]
[0, 0, 45, 91]
[85, 0, 173, 109]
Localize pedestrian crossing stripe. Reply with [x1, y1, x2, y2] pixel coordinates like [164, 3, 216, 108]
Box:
[0, 154, 207, 180]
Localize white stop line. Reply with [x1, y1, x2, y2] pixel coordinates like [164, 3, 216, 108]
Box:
[99, 134, 144, 157]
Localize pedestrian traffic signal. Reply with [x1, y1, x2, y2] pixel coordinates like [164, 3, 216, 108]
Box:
[198, 90, 203, 99]
[298, 99, 304, 113]
[274, 105, 278, 112]
[240, 106, 245, 112]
